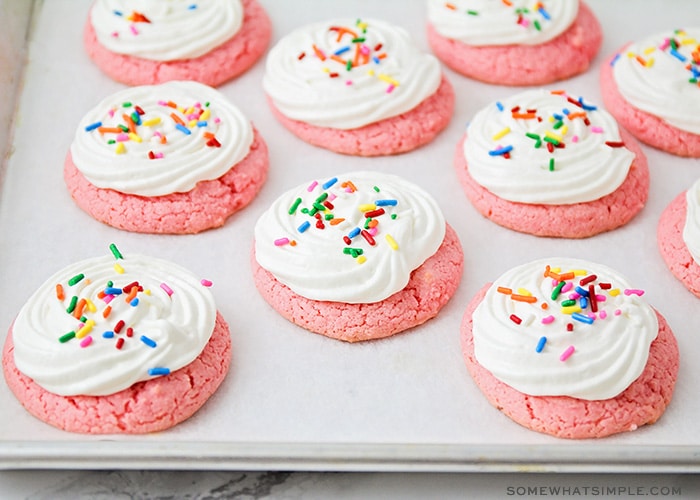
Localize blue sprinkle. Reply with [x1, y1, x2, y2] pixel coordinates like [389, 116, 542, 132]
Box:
[113, 10, 123, 16]
[535, 336, 547, 353]
[104, 287, 122, 295]
[538, 7, 551, 20]
[322, 177, 338, 189]
[148, 367, 171, 376]
[488, 145, 513, 156]
[579, 297, 588, 309]
[187, 4, 197, 10]
[85, 121, 102, 132]
[572, 312, 594, 325]
[140, 335, 157, 348]
[333, 46, 350, 56]
[562, 108, 571, 115]
[574, 286, 590, 297]
[578, 97, 597, 111]
[375, 199, 398, 206]
[610, 53, 621, 67]
[372, 56, 381, 64]
[553, 113, 563, 121]
[175, 124, 191, 135]
[131, 112, 141, 125]
[197, 121, 208, 127]
[669, 48, 687, 63]
[496, 101, 504, 112]
[348, 227, 361, 239]
[298, 221, 311, 233]
[130, 298, 139, 307]
[102, 331, 115, 339]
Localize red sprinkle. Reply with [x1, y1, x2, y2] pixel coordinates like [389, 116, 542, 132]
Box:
[567, 323, 574, 332]
[114, 320, 125, 333]
[361, 229, 376, 246]
[579, 274, 597, 286]
[364, 208, 385, 218]
[115, 338, 125, 350]
[509, 314, 522, 325]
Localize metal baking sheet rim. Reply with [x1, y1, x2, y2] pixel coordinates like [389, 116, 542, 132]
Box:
[1, 442, 699, 472]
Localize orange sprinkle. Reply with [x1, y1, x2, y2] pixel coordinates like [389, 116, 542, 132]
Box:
[312, 44, 326, 61]
[203, 131, 215, 139]
[353, 43, 361, 67]
[55, 284, 65, 301]
[445, 3, 457, 10]
[289, 240, 297, 246]
[550, 89, 566, 95]
[502, 0, 513, 6]
[73, 298, 87, 319]
[329, 26, 358, 42]
[97, 126, 124, 134]
[341, 180, 357, 192]
[102, 305, 112, 319]
[512, 112, 537, 119]
[330, 54, 348, 66]
[329, 218, 345, 226]
[511, 294, 538, 303]
[367, 219, 379, 228]
[541, 303, 549, 310]
[558, 272, 575, 281]
[497, 286, 513, 295]
[170, 113, 185, 126]
[125, 287, 138, 303]
[635, 55, 647, 66]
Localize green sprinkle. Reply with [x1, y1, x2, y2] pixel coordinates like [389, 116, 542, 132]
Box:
[526, 132, 542, 148]
[300, 207, 309, 214]
[107, 280, 113, 288]
[364, 218, 371, 229]
[324, 214, 334, 220]
[549, 158, 555, 171]
[205, 101, 210, 107]
[118, 124, 129, 132]
[288, 197, 302, 215]
[391, 214, 397, 219]
[109, 243, 123, 260]
[107, 139, 116, 144]
[553, 120, 564, 130]
[312, 202, 326, 212]
[122, 101, 132, 108]
[315, 192, 328, 203]
[343, 248, 364, 258]
[551, 281, 566, 300]
[346, 59, 352, 71]
[68, 273, 85, 286]
[59, 331, 76, 343]
[690, 78, 698, 84]
[534, 20, 541, 31]
[66, 296, 78, 314]
[373, 186, 380, 192]
[561, 299, 576, 307]
[467, 10, 478, 15]
[351, 37, 365, 43]
[543, 136, 560, 146]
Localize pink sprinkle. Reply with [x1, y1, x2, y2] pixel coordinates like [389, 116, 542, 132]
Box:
[328, 193, 337, 201]
[129, 24, 139, 35]
[386, 84, 395, 94]
[595, 294, 606, 302]
[111, 31, 119, 38]
[103, 294, 115, 304]
[108, 109, 116, 118]
[551, 278, 558, 286]
[560, 345, 575, 362]
[160, 283, 174, 296]
[572, 135, 579, 143]
[80, 336, 93, 348]
[155, 152, 164, 159]
[200, 279, 213, 287]
[624, 288, 645, 296]
[307, 181, 318, 192]
[194, 102, 201, 108]
[368, 227, 378, 236]
[599, 310, 607, 319]
[614, 309, 622, 316]
[158, 100, 168, 106]
[541, 315, 555, 325]
[346, 80, 353, 86]
[116, 133, 130, 142]
[519, 19, 530, 27]
[568, 292, 580, 300]
[659, 38, 670, 51]
[588, 313, 596, 320]
[274, 237, 290, 246]
[360, 44, 370, 55]
[561, 282, 573, 293]
[214, 117, 221, 124]
[591, 126, 603, 133]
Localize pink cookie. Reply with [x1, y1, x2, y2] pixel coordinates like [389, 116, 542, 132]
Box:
[3, 312, 230, 434]
[84, 0, 271, 87]
[252, 224, 463, 342]
[426, 2, 601, 86]
[263, 18, 454, 156]
[461, 262, 679, 439]
[600, 49, 700, 158]
[267, 76, 455, 157]
[65, 129, 268, 234]
[658, 192, 700, 297]
[455, 128, 648, 238]
[65, 81, 268, 234]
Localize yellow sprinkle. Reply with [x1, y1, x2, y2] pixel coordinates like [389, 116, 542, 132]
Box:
[377, 73, 399, 86]
[609, 288, 621, 297]
[516, 288, 532, 296]
[643, 46, 656, 55]
[559, 125, 568, 136]
[185, 107, 194, 115]
[385, 234, 399, 251]
[188, 120, 198, 128]
[367, 69, 375, 76]
[323, 67, 330, 73]
[492, 127, 511, 141]
[128, 132, 142, 143]
[548, 116, 555, 123]
[144, 289, 151, 295]
[115, 142, 126, 155]
[141, 117, 161, 127]
[357, 255, 367, 264]
[358, 203, 376, 212]
[550, 267, 561, 273]
[114, 263, 124, 274]
[561, 305, 582, 315]
[572, 269, 587, 276]
[75, 319, 95, 339]
[680, 37, 696, 45]
[646, 58, 655, 68]
[545, 130, 563, 142]
[626, 51, 636, 58]
[178, 106, 185, 113]
[200, 109, 211, 121]
[85, 298, 97, 313]
[356, 21, 368, 30]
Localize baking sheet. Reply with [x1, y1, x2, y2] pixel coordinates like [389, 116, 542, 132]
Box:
[0, 0, 699, 472]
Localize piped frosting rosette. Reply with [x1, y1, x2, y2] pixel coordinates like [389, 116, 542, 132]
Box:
[70, 80, 253, 197]
[11, 245, 216, 396]
[611, 28, 700, 135]
[89, 0, 244, 61]
[254, 172, 446, 304]
[263, 18, 442, 130]
[472, 258, 658, 401]
[684, 178, 700, 265]
[426, 0, 579, 46]
[463, 89, 635, 205]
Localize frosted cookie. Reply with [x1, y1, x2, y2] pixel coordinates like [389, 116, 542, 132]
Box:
[454, 89, 648, 238]
[658, 178, 700, 297]
[64, 80, 268, 234]
[252, 172, 464, 342]
[2, 245, 231, 434]
[461, 258, 678, 439]
[84, 0, 271, 86]
[263, 18, 454, 156]
[426, 1, 602, 86]
[600, 28, 700, 157]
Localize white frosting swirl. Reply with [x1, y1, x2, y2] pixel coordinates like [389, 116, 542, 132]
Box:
[254, 172, 446, 303]
[426, 0, 578, 46]
[263, 18, 442, 129]
[89, 0, 243, 61]
[463, 89, 635, 204]
[12, 251, 216, 396]
[612, 28, 700, 134]
[70, 81, 253, 197]
[473, 258, 659, 400]
[683, 178, 700, 265]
